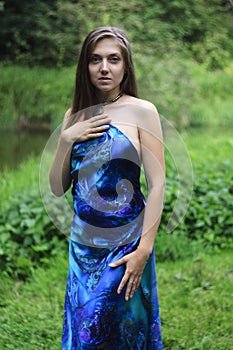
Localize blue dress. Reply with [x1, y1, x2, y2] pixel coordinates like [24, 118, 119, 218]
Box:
[62, 125, 163, 349]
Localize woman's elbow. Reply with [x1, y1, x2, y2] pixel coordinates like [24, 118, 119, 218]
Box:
[50, 186, 65, 197]
[49, 173, 68, 197]
[49, 181, 64, 197]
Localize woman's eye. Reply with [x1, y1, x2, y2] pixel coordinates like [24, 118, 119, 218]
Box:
[89, 55, 121, 64]
[109, 56, 120, 63]
[90, 56, 101, 63]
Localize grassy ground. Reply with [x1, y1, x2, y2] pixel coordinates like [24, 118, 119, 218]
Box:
[159, 251, 233, 350]
[0, 252, 68, 350]
[0, 250, 232, 349]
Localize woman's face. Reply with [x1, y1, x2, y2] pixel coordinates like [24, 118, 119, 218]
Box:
[88, 37, 125, 101]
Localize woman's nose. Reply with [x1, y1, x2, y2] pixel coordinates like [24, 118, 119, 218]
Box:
[100, 59, 109, 74]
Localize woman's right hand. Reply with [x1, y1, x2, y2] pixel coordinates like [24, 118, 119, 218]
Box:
[61, 115, 111, 144]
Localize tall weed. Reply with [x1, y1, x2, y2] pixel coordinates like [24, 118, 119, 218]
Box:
[0, 65, 75, 128]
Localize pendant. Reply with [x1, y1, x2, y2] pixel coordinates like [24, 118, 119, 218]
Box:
[93, 104, 104, 116]
[93, 93, 123, 116]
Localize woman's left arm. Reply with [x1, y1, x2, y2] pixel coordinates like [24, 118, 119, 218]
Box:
[137, 104, 165, 255]
[109, 104, 165, 300]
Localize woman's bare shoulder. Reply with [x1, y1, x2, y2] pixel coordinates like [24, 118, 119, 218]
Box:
[64, 107, 72, 119]
[124, 97, 162, 137]
[60, 107, 72, 131]
[123, 95, 158, 114]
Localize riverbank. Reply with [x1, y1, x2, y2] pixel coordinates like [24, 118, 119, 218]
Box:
[0, 129, 50, 171]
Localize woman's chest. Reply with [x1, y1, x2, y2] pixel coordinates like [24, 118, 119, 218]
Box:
[111, 123, 141, 161]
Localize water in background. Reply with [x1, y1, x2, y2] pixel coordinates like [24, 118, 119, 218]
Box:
[0, 129, 50, 171]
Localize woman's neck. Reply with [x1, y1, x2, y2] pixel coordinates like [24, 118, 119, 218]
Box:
[97, 90, 122, 104]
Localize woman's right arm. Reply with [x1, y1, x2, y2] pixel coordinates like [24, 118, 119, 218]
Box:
[49, 109, 74, 196]
[49, 110, 111, 197]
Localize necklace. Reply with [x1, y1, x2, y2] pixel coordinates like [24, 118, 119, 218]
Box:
[94, 92, 123, 116]
[104, 92, 123, 104]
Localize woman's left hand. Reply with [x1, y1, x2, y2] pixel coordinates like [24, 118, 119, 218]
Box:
[109, 249, 150, 301]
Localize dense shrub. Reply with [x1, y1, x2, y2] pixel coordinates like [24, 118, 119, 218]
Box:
[0, 191, 68, 279]
[155, 158, 233, 261]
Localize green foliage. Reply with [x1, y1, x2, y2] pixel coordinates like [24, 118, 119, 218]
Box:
[0, 0, 232, 68]
[0, 157, 69, 279]
[158, 0, 233, 69]
[158, 159, 233, 260]
[0, 156, 40, 204]
[155, 130, 233, 261]
[0, 65, 74, 128]
[0, 191, 68, 279]
[0, 0, 84, 66]
[188, 63, 233, 127]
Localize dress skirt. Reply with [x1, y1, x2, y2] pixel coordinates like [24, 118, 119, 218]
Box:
[62, 238, 162, 349]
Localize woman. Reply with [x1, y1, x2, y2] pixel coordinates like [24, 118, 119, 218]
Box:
[50, 27, 165, 349]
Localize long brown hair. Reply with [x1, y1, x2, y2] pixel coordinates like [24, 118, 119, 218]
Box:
[71, 27, 138, 116]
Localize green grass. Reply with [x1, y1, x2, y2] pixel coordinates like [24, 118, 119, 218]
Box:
[181, 126, 233, 166]
[0, 156, 39, 205]
[188, 63, 233, 127]
[0, 250, 232, 349]
[0, 252, 69, 350]
[158, 251, 233, 350]
[0, 64, 75, 129]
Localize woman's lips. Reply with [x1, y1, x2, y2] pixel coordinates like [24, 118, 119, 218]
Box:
[98, 77, 111, 81]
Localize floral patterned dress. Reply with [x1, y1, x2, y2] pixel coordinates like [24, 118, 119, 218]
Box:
[61, 125, 163, 349]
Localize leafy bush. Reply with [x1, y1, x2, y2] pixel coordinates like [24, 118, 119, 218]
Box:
[186, 161, 232, 245]
[155, 151, 233, 261]
[0, 191, 68, 279]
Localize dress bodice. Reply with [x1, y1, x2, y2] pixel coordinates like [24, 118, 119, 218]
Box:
[70, 125, 145, 247]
